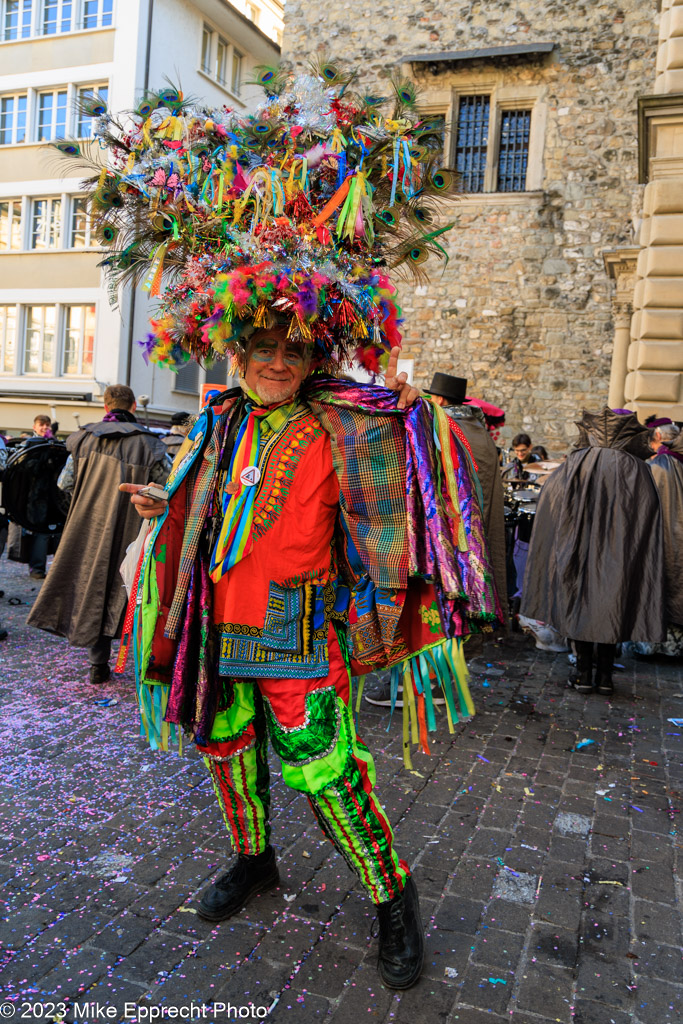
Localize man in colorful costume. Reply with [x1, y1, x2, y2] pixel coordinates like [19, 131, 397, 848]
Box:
[59, 61, 502, 989]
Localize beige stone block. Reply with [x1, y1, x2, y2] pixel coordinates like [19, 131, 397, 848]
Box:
[663, 35, 683, 69]
[642, 180, 683, 217]
[637, 308, 683, 338]
[648, 213, 683, 244]
[639, 218, 652, 246]
[639, 245, 683, 276]
[632, 400, 683, 421]
[624, 370, 636, 400]
[627, 341, 641, 372]
[639, 276, 683, 307]
[653, 122, 683, 159]
[629, 370, 681, 402]
[654, 68, 683, 92]
[633, 278, 646, 311]
[671, 5, 683, 35]
[630, 310, 642, 341]
[634, 339, 683, 369]
[657, 43, 667, 75]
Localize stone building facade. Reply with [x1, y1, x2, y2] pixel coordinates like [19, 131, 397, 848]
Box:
[623, 0, 683, 422]
[283, 1, 661, 449]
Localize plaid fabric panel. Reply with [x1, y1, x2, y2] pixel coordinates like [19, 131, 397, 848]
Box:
[309, 401, 409, 589]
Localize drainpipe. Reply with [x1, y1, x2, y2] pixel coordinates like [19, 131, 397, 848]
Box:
[125, 0, 155, 386]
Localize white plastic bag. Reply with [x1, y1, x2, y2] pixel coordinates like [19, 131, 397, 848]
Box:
[120, 519, 151, 597]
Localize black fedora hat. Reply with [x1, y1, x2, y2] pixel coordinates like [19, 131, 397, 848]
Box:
[425, 372, 469, 405]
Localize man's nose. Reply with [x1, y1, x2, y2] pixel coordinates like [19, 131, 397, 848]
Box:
[270, 348, 287, 371]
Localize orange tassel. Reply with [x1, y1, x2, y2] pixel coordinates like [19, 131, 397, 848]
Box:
[312, 177, 351, 228]
[417, 694, 431, 756]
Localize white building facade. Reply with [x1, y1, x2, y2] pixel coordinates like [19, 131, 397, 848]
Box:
[0, 0, 282, 433]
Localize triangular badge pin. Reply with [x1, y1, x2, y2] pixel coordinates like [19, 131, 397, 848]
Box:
[240, 466, 261, 487]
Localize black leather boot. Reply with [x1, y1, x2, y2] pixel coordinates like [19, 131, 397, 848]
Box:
[376, 876, 424, 989]
[570, 640, 593, 694]
[197, 846, 280, 922]
[595, 643, 616, 696]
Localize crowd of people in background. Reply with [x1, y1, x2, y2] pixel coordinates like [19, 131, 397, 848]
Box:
[0, 385, 681, 689]
[0, 400, 190, 654]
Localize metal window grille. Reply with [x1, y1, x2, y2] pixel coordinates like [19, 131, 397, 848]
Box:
[455, 95, 490, 193]
[497, 109, 531, 192]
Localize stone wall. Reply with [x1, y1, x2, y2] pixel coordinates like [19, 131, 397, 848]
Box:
[283, 1, 660, 450]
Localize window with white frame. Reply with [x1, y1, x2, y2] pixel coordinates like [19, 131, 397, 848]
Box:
[24, 305, 56, 375]
[232, 49, 243, 95]
[1, 0, 33, 41]
[75, 83, 108, 137]
[1, 0, 113, 39]
[31, 197, 62, 249]
[37, 89, 68, 141]
[216, 35, 228, 87]
[69, 196, 91, 247]
[245, 2, 259, 25]
[452, 91, 536, 194]
[80, 0, 112, 29]
[0, 93, 27, 145]
[201, 23, 242, 96]
[62, 304, 95, 375]
[0, 200, 22, 250]
[201, 23, 211, 74]
[42, 0, 72, 34]
[0, 305, 17, 373]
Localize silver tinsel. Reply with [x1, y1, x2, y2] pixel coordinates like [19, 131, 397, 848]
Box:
[258, 74, 337, 134]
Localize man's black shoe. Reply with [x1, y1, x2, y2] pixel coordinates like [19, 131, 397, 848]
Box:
[89, 663, 111, 685]
[376, 876, 424, 989]
[595, 672, 614, 696]
[570, 671, 593, 694]
[197, 847, 280, 922]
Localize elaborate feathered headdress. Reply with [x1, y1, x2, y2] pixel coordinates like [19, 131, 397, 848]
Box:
[54, 61, 458, 373]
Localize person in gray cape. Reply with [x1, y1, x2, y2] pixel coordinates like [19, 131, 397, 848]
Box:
[521, 408, 665, 696]
[28, 384, 171, 684]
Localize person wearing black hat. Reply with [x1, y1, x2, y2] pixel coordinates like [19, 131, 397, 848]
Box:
[163, 411, 193, 460]
[425, 373, 507, 611]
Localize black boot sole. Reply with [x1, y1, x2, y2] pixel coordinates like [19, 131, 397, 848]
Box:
[196, 867, 280, 922]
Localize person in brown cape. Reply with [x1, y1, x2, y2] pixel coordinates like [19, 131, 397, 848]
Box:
[521, 408, 665, 696]
[28, 384, 170, 684]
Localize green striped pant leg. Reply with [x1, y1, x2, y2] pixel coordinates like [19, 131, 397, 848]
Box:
[197, 681, 271, 856]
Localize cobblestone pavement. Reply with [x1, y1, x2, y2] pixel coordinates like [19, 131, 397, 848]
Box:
[0, 555, 682, 1024]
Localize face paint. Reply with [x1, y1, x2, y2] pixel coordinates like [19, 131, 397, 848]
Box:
[244, 331, 309, 404]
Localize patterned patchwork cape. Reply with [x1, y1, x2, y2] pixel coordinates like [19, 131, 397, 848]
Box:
[124, 377, 503, 754]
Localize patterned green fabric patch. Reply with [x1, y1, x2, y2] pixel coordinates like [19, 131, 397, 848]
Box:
[264, 686, 340, 765]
